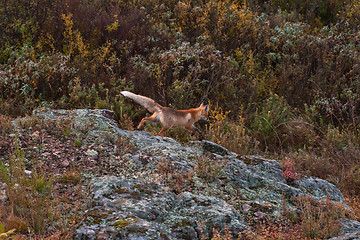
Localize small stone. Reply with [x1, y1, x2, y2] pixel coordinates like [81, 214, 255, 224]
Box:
[30, 131, 40, 138]
[254, 211, 264, 218]
[243, 204, 251, 212]
[62, 160, 70, 167]
[85, 149, 98, 157]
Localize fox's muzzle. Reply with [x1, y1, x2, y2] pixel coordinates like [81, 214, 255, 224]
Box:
[199, 116, 209, 122]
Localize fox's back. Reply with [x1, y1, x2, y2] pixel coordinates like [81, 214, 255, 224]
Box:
[159, 107, 195, 127]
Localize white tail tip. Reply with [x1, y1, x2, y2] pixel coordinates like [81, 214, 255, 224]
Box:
[121, 91, 132, 97]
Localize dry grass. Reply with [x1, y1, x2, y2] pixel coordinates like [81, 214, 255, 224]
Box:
[0, 137, 54, 234]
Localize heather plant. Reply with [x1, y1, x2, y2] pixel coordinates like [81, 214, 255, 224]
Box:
[194, 153, 227, 183]
[157, 159, 194, 194]
[210, 226, 233, 240]
[281, 158, 301, 183]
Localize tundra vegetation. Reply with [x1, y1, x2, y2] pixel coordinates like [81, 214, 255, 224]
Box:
[1, 0, 360, 238]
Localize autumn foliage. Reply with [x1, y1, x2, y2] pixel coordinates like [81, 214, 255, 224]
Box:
[1, 0, 360, 237]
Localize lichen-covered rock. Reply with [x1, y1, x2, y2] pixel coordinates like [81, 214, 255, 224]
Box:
[76, 177, 247, 239]
[341, 219, 360, 234]
[328, 230, 360, 240]
[187, 140, 235, 156]
[328, 219, 360, 240]
[14, 108, 350, 239]
[297, 177, 344, 202]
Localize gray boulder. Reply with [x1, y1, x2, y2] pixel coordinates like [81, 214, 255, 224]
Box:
[328, 219, 360, 240]
[328, 231, 360, 240]
[15, 108, 351, 239]
[297, 177, 344, 202]
[76, 177, 247, 240]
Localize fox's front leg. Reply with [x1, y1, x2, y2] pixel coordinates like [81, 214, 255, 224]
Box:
[185, 125, 202, 135]
[158, 126, 170, 137]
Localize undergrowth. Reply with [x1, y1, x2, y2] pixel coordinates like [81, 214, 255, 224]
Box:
[1, 0, 360, 238]
[0, 137, 54, 234]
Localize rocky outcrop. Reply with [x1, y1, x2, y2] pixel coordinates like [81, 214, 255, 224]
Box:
[329, 219, 360, 240]
[77, 177, 247, 239]
[329, 231, 360, 240]
[14, 108, 359, 239]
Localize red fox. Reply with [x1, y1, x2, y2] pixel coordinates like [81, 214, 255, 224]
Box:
[121, 91, 209, 137]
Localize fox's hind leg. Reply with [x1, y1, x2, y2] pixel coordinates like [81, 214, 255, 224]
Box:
[137, 112, 159, 130]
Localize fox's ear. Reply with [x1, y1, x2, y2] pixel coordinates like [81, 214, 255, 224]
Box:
[204, 105, 209, 112]
[200, 100, 208, 106]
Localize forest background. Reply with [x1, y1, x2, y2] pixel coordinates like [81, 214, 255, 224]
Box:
[1, 0, 360, 236]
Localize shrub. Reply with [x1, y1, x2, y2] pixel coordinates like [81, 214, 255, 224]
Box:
[174, 0, 261, 53]
[341, 165, 360, 196]
[338, 0, 360, 27]
[250, 93, 293, 151]
[243, 194, 346, 239]
[205, 105, 257, 154]
[128, 41, 240, 112]
[270, 0, 343, 26]
[293, 195, 345, 239]
[282, 116, 319, 149]
[285, 150, 335, 183]
[0, 115, 12, 135]
[0, 47, 76, 116]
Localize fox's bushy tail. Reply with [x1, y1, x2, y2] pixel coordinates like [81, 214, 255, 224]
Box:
[121, 91, 162, 112]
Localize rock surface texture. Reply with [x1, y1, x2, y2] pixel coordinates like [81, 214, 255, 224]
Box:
[15, 108, 360, 239]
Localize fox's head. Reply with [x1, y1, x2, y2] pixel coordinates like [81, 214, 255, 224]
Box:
[199, 103, 209, 122]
